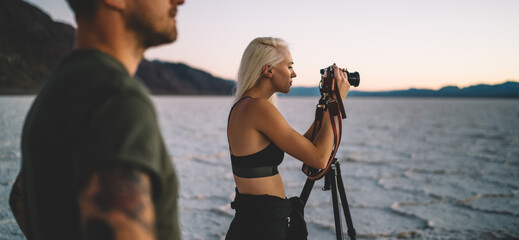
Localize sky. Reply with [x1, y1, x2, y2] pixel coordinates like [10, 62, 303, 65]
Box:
[24, 0, 519, 91]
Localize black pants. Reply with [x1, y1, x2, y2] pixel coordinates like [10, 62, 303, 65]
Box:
[225, 189, 307, 240]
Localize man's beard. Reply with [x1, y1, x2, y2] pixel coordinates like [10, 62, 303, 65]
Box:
[126, 9, 177, 49]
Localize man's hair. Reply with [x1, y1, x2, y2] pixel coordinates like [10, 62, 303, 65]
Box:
[234, 37, 289, 105]
[65, 0, 99, 19]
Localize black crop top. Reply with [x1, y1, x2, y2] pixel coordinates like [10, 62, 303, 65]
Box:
[227, 97, 285, 178]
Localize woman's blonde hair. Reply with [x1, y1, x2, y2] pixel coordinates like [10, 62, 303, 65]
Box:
[234, 37, 289, 104]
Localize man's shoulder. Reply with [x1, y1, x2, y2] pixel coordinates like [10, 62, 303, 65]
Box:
[31, 49, 153, 123]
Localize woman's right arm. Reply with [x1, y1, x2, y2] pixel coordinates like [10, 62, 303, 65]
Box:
[247, 99, 330, 169]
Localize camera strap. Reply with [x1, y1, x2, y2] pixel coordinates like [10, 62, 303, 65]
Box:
[302, 94, 344, 180]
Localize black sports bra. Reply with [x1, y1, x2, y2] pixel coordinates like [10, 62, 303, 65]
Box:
[227, 96, 285, 178]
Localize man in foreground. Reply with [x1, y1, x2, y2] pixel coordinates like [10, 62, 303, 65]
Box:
[9, 0, 185, 239]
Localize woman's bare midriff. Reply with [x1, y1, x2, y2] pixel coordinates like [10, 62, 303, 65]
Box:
[234, 174, 286, 198]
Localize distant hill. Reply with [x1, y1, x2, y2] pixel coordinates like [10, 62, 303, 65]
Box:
[0, 0, 235, 95]
[137, 59, 235, 95]
[285, 81, 519, 98]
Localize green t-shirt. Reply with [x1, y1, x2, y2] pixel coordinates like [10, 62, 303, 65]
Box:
[20, 49, 179, 239]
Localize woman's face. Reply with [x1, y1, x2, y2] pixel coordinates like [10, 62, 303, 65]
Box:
[271, 51, 297, 94]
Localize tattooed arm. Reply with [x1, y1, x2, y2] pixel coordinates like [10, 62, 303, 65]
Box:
[9, 174, 27, 236]
[78, 167, 156, 240]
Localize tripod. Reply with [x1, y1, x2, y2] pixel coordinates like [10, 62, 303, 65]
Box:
[300, 158, 356, 240]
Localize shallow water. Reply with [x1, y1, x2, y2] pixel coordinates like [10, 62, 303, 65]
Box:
[1, 96, 518, 239]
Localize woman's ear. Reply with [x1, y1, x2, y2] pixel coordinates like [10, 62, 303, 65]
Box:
[262, 64, 273, 78]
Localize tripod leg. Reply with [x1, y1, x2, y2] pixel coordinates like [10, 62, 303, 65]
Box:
[329, 166, 344, 240]
[335, 162, 356, 240]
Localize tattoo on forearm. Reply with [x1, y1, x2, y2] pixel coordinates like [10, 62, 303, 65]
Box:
[81, 167, 156, 237]
[94, 168, 146, 216]
[95, 168, 154, 233]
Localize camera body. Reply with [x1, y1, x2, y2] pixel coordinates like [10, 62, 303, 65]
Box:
[320, 66, 360, 93]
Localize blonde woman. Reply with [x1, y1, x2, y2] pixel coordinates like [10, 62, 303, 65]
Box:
[225, 37, 350, 239]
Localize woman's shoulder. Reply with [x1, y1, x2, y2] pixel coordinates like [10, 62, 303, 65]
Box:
[232, 98, 281, 124]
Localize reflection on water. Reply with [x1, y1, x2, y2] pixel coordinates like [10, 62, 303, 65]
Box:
[1, 96, 518, 239]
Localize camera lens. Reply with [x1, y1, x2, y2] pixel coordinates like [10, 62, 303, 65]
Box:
[347, 72, 360, 87]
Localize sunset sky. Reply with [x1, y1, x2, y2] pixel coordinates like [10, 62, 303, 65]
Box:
[25, 0, 519, 91]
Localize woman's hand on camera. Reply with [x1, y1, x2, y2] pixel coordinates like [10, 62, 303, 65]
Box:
[333, 64, 350, 100]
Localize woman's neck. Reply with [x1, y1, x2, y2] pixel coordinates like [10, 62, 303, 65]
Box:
[243, 80, 275, 99]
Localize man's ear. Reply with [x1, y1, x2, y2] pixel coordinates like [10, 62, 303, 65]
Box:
[102, 0, 126, 11]
[262, 64, 273, 78]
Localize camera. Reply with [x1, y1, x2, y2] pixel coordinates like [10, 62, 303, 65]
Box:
[318, 65, 357, 119]
[320, 66, 360, 88]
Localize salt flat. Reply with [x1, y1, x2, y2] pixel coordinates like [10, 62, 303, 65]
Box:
[1, 96, 518, 239]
